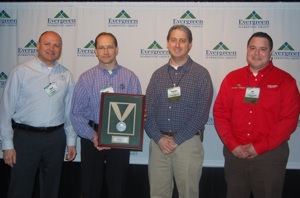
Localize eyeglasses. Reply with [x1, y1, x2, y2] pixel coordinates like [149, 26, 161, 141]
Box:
[96, 46, 115, 51]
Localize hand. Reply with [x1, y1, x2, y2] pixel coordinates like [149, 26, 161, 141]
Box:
[92, 134, 111, 151]
[144, 108, 148, 121]
[158, 137, 177, 155]
[65, 146, 77, 161]
[243, 143, 258, 159]
[3, 149, 16, 167]
[232, 145, 248, 159]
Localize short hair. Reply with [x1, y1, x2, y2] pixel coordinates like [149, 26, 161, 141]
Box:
[247, 32, 273, 50]
[38, 31, 62, 43]
[94, 32, 118, 48]
[167, 25, 193, 43]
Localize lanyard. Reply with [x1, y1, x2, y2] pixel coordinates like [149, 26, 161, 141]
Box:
[167, 61, 191, 87]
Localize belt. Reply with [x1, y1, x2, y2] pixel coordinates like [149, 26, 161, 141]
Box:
[89, 120, 98, 131]
[160, 131, 200, 137]
[13, 121, 64, 133]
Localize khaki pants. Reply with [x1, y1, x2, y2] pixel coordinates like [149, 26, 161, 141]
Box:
[148, 136, 204, 198]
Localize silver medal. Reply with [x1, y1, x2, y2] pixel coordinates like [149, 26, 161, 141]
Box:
[116, 121, 126, 132]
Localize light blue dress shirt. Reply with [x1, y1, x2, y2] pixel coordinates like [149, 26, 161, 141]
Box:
[0, 57, 77, 150]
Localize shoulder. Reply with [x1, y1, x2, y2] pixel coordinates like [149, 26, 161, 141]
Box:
[151, 64, 169, 76]
[272, 65, 297, 82]
[8, 58, 36, 75]
[78, 65, 100, 79]
[226, 66, 247, 78]
[118, 65, 139, 78]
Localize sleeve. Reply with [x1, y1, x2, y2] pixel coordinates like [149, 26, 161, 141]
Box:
[63, 72, 77, 147]
[213, 75, 241, 152]
[174, 69, 213, 145]
[0, 68, 20, 150]
[144, 73, 164, 144]
[70, 74, 96, 141]
[253, 76, 300, 154]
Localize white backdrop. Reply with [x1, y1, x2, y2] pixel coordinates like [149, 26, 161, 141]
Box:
[0, 2, 299, 168]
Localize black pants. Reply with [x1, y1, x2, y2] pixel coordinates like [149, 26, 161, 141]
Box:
[8, 127, 66, 198]
[80, 138, 130, 198]
[223, 141, 289, 198]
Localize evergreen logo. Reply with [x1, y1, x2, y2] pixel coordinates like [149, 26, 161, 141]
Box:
[213, 42, 229, 50]
[206, 117, 214, 125]
[0, 72, 8, 88]
[0, 10, 17, 26]
[278, 42, 294, 51]
[115, 10, 131, 18]
[0, 10, 10, 18]
[140, 41, 169, 58]
[147, 41, 163, 49]
[48, 10, 76, 27]
[18, 40, 38, 57]
[108, 10, 138, 27]
[238, 11, 269, 28]
[173, 10, 203, 28]
[273, 42, 300, 60]
[54, 10, 70, 18]
[77, 40, 96, 57]
[246, 11, 262, 19]
[180, 10, 196, 19]
[25, 40, 37, 48]
[206, 42, 237, 59]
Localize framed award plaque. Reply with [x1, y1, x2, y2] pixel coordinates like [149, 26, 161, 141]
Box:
[98, 93, 145, 151]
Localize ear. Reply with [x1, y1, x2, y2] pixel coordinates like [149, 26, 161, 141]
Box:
[115, 46, 119, 56]
[189, 42, 193, 50]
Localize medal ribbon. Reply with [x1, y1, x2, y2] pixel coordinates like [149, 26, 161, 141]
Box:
[111, 103, 135, 122]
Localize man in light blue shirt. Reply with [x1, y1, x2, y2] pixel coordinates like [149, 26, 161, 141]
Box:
[0, 31, 77, 198]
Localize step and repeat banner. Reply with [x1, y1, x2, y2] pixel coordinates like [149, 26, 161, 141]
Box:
[0, 2, 299, 168]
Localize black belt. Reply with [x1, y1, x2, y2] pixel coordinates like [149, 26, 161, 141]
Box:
[160, 130, 203, 142]
[89, 120, 98, 131]
[13, 121, 64, 133]
[160, 131, 200, 136]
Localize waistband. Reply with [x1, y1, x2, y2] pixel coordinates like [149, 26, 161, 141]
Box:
[89, 120, 98, 131]
[12, 120, 64, 133]
[160, 131, 200, 137]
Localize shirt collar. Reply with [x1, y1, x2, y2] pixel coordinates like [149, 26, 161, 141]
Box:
[168, 56, 192, 72]
[248, 60, 274, 76]
[98, 63, 121, 74]
[36, 56, 59, 70]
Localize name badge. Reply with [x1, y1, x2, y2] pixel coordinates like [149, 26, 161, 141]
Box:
[100, 86, 114, 93]
[244, 87, 260, 104]
[44, 82, 60, 97]
[167, 86, 181, 102]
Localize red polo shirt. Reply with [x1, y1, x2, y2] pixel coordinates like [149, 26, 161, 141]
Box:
[213, 61, 300, 155]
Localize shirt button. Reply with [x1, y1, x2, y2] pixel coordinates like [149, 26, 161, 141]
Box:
[169, 106, 172, 109]
[248, 122, 251, 125]
[168, 119, 170, 121]
[247, 133, 250, 136]
[249, 110, 252, 113]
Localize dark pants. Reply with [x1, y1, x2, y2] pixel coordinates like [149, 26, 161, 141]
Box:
[80, 138, 130, 198]
[8, 127, 66, 198]
[223, 141, 289, 198]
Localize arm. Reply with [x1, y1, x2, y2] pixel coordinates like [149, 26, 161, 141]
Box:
[70, 75, 97, 141]
[144, 74, 165, 144]
[0, 68, 20, 166]
[251, 76, 300, 155]
[213, 76, 241, 152]
[64, 74, 77, 161]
